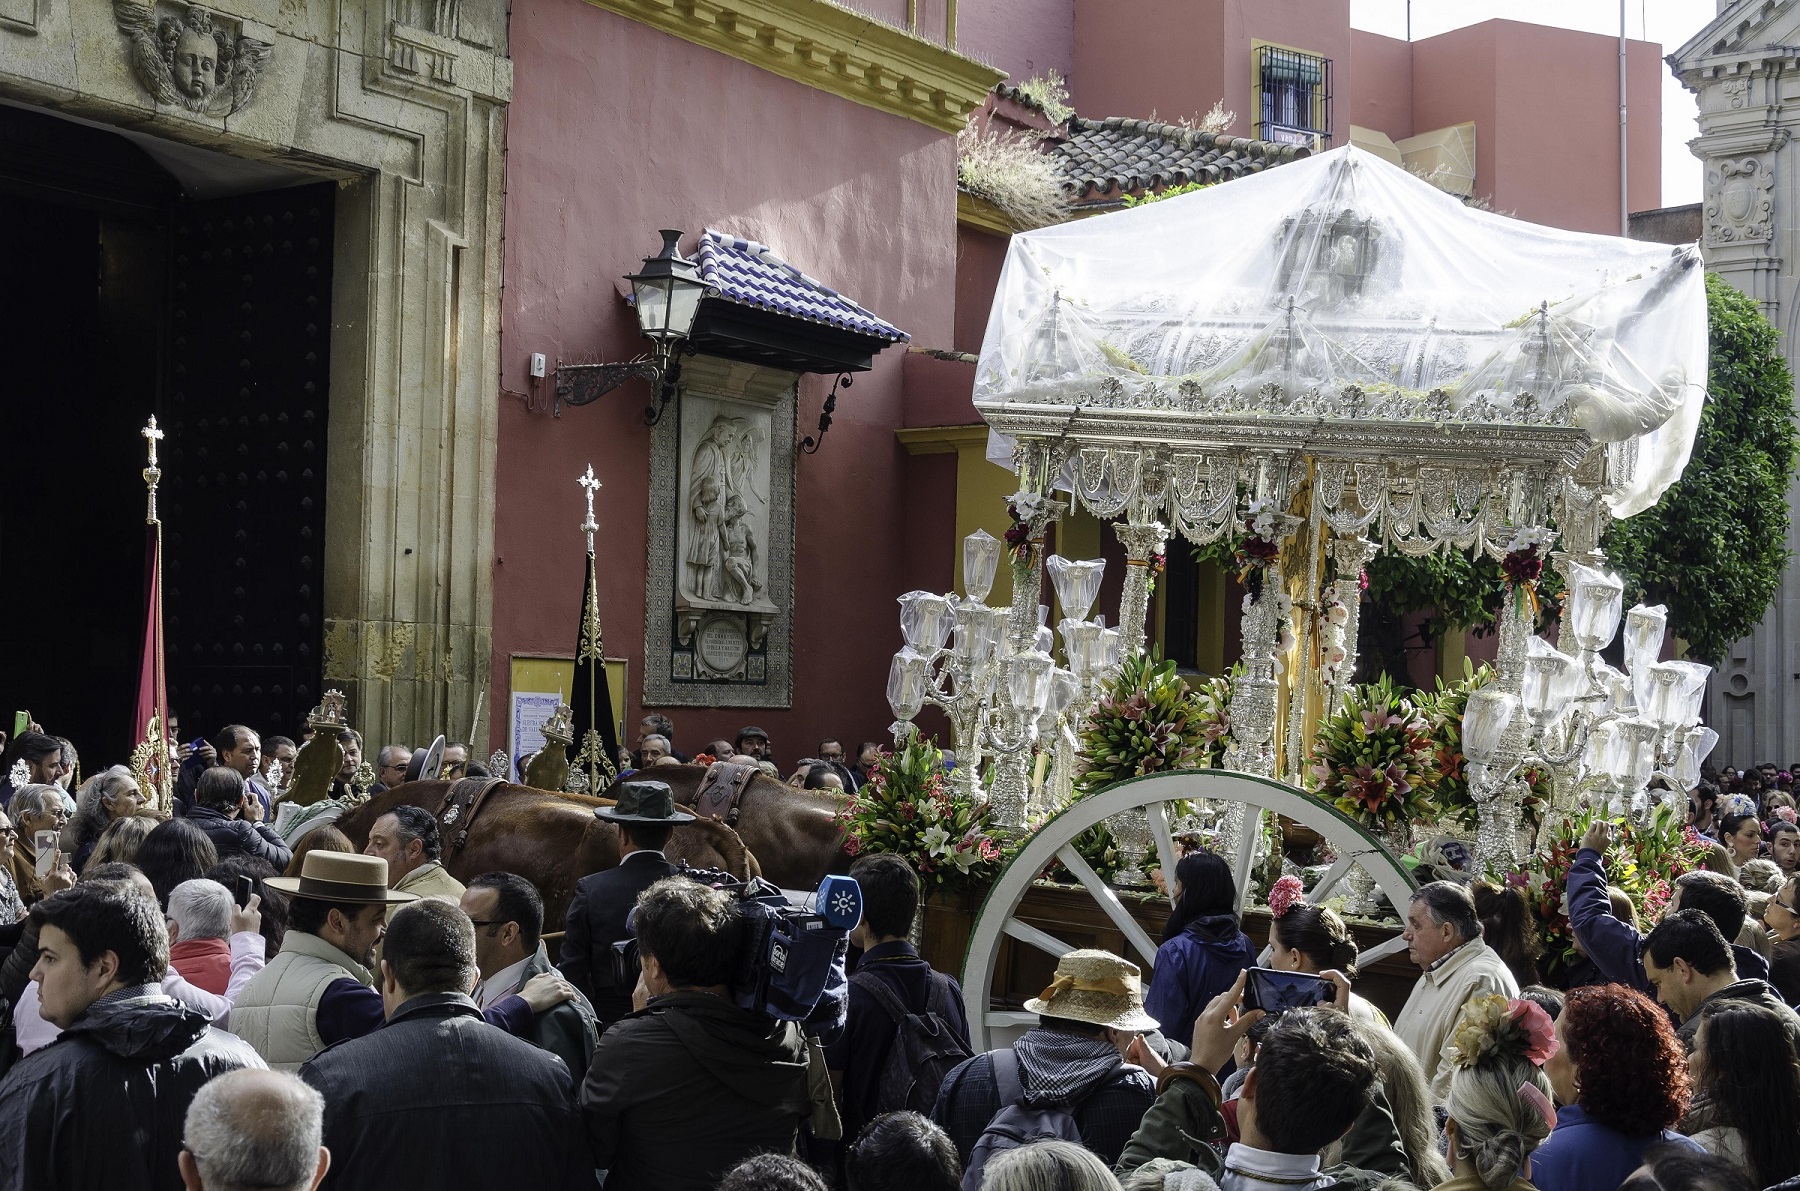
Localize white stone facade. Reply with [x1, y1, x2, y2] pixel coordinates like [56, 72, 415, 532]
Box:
[1672, 0, 1800, 768]
[0, 0, 510, 751]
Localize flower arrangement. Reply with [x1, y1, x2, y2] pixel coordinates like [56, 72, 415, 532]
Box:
[1074, 652, 1212, 796]
[1003, 489, 1046, 561]
[836, 736, 1001, 891]
[1190, 667, 1236, 770]
[1518, 802, 1714, 974]
[1418, 661, 1492, 830]
[1233, 498, 1283, 595]
[1447, 994, 1559, 1070]
[1501, 526, 1556, 619]
[1307, 675, 1442, 832]
[1318, 589, 1353, 689]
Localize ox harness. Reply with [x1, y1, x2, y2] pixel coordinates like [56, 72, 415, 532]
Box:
[435, 777, 507, 855]
[692, 760, 758, 827]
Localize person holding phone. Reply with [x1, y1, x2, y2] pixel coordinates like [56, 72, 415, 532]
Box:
[4, 785, 70, 908]
[1266, 875, 1387, 1028]
[1145, 851, 1254, 1049]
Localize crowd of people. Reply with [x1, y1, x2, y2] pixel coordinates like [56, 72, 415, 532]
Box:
[1, 710, 1799, 1191]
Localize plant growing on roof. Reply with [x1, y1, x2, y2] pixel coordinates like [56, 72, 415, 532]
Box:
[1011, 70, 1073, 124]
[956, 124, 1071, 231]
[1074, 651, 1210, 796]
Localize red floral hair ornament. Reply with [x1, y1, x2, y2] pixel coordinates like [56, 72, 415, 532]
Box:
[1267, 874, 1304, 919]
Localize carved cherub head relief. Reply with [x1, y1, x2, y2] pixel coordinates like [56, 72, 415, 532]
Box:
[115, 0, 272, 117]
[159, 9, 229, 100]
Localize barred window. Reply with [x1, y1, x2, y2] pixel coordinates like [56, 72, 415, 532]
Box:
[1257, 45, 1332, 148]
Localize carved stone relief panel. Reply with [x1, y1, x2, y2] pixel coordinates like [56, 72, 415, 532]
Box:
[645, 355, 795, 708]
[1705, 155, 1776, 247]
[112, 0, 272, 116]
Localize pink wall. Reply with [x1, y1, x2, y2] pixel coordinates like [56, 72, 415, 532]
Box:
[1409, 21, 1661, 232]
[954, 225, 1009, 357]
[1348, 29, 1412, 140]
[497, 0, 959, 760]
[1072, 0, 1352, 141]
[957, 0, 1073, 84]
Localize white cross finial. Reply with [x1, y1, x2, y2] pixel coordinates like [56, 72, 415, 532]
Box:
[577, 465, 601, 550]
[142, 416, 164, 467]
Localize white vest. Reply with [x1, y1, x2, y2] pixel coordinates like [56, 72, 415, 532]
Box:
[229, 931, 371, 1072]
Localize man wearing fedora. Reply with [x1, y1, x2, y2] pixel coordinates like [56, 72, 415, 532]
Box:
[231, 852, 575, 1071]
[929, 949, 1158, 1167]
[559, 779, 687, 1026]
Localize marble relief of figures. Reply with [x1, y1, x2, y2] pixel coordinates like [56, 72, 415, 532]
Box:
[681, 409, 770, 608]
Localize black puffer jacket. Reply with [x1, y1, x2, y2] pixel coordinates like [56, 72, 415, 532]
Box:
[0, 987, 264, 1190]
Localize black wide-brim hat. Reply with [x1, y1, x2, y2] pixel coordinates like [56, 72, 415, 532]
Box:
[595, 779, 696, 824]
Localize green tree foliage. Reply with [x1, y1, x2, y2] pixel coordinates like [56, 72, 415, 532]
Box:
[1364, 274, 1796, 670]
[1605, 274, 1798, 663]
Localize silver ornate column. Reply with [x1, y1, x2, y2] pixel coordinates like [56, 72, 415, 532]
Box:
[1114, 520, 1168, 658]
[1326, 536, 1378, 711]
[988, 468, 1064, 832]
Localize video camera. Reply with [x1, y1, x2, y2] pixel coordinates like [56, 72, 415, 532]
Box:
[612, 868, 862, 1026]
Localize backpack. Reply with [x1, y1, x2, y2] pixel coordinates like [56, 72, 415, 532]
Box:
[960, 1050, 1085, 1191]
[851, 968, 972, 1115]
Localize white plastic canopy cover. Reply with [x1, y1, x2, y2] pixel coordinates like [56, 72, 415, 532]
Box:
[977, 146, 1708, 517]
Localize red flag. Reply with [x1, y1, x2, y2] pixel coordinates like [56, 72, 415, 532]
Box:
[134, 522, 169, 800]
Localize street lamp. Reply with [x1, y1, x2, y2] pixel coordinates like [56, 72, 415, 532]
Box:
[554, 229, 708, 423]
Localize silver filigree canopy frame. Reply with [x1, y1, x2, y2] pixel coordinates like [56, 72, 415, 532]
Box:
[981, 389, 1639, 868]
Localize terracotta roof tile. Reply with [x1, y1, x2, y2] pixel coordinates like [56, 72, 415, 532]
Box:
[1053, 116, 1310, 200]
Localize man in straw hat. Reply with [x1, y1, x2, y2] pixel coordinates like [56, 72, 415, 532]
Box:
[930, 949, 1158, 1167]
[231, 852, 576, 1071]
[559, 779, 690, 1026]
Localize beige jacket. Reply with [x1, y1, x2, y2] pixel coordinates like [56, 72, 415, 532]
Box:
[229, 931, 371, 1072]
[391, 859, 466, 907]
[1392, 937, 1519, 1100]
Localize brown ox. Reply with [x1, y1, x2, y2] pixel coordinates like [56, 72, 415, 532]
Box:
[332, 767, 848, 928]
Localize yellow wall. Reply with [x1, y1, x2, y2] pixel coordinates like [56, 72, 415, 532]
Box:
[897, 425, 1021, 605]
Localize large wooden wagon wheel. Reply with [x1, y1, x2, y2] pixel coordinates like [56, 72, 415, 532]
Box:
[960, 769, 1419, 1050]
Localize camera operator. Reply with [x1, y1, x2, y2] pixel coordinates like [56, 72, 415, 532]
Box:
[579, 876, 812, 1191]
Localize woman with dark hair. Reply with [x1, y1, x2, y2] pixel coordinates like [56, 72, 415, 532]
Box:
[1621, 1143, 1754, 1191]
[1264, 874, 1385, 1027]
[1473, 881, 1542, 989]
[1720, 813, 1762, 872]
[1143, 850, 1252, 1042]
[1682, 1000, 1800, 1186]
[132, 817, 218, 908]
[1532, 984, 1704, 1191]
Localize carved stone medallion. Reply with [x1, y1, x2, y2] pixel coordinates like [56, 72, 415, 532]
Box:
[113, 0, 272, 117]
[1705, 156, 1775, 247]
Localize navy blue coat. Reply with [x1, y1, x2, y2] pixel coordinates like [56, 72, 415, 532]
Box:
[1144, 914, 1253, 1040]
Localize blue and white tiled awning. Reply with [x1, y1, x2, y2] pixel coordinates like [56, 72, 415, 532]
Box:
[698, 230, 909, 345]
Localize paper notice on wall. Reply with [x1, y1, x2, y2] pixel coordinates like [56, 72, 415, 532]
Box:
[510, 692, 565, 782]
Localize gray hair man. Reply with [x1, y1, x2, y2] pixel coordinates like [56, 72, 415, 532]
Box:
[1391, 881, 1518, 1099]
[374, 746, 411, 792]
[180, 1068, 330, 1191]
[167, 878, 235, 992]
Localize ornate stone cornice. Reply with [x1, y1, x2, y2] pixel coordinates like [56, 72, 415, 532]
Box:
[582, 0, 1004, 133]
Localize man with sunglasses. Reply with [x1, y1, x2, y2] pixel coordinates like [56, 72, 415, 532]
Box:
[461, 871, 597, 1079]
